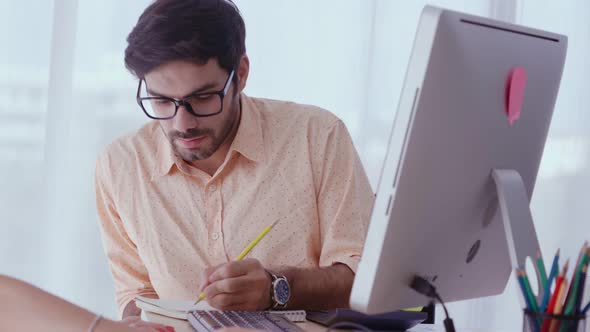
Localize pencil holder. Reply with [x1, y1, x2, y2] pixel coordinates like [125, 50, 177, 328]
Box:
[523, 309, 587, 332]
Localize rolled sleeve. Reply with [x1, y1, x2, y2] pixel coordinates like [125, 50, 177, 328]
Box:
[316, 120, 374, 273]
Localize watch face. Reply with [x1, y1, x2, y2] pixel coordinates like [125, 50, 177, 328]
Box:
[274, 278, 290, 305]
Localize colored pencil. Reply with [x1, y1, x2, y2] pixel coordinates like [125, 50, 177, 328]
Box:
[538, 250, 549, 294]
[522, 269, 540, 313]
[574, 265, 587, 313]
[563, 242, 587, 311]
[549, 278, 568, 332]
[541, 249, 560, 312]
[563, 244, 589, 316]
[541, 261, 568, 332]
[517, 269, 536, 310]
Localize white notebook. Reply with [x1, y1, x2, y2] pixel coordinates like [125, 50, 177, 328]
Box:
[136, 296, 214, 320]
[135, 296, 306, 322]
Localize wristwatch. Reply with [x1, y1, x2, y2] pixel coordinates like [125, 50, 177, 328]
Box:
[268, 271, 290, 309]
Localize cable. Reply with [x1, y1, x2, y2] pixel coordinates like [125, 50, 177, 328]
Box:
[410, 276, 456, 332]
[435, 294, 450, 320]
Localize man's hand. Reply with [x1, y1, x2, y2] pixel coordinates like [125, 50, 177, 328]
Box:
[199, 258, 272, 311]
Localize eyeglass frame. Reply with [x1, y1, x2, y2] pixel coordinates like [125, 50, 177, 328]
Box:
[136, 69, 235, 120]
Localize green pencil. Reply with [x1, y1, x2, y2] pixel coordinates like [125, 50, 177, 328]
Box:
[536, 250, 548, 292]
[563, 247, 589, 316]
[520, 269, 539, 312]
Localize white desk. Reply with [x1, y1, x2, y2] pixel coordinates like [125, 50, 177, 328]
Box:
[144, 311, 493, 332]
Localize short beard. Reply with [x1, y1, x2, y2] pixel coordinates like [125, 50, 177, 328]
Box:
[167, 97, 240, 162]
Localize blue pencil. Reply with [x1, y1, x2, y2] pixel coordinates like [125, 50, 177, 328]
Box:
[540, 249, 560, 312]
[574, 265, 587, 314]
[583, 301, 590, 315]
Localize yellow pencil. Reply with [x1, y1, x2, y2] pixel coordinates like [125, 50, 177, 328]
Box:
[194, 219, 280, 304]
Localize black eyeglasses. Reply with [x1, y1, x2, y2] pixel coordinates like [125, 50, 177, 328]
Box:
[136, 70, 235, 120]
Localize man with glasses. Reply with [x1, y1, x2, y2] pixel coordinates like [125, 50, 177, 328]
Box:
[95, 0, 374, 323]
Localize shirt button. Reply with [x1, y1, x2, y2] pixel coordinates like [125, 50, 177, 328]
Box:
[211, 232, 219, 240]
[209, 184, 217, 192]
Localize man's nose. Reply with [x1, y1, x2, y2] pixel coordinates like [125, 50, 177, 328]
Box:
[172, 103, 199, 133]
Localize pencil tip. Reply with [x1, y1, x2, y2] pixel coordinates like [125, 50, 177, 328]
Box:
[270, 219, 280, 228]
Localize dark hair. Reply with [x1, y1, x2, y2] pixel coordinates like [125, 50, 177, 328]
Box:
[125, 0, 245, 79]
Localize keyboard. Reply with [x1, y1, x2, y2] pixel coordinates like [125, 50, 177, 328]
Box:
[188, 310, 303, 332]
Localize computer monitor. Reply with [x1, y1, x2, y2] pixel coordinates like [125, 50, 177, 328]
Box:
[350, 6, 567, 314]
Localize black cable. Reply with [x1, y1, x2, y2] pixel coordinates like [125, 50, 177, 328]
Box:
[410, 276, 456, 332]
[434, 294, 449, 319]
[435, 293, 455, 332]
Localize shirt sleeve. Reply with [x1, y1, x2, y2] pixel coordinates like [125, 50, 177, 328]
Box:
[315, 120, 375, 273]
[95, 153, 157, 318]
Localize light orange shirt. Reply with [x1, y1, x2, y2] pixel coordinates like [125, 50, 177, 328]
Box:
[95, 94, 374, 317]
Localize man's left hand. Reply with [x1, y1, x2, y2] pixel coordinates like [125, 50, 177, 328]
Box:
[199, 258, 272, 311]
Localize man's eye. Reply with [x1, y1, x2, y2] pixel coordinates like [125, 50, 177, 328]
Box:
[193, 94, 215, 101]
[155, 99, 172, 105]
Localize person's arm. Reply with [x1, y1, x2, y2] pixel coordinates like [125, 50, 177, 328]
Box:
[278, 118, 372, 309]
[200, 119, 373, 310]
[95, 154, 159, 318]
[199, 259, 354, 310]
[312, 119, 374, 281]
[0, 275, 173, 332]
[274, 264, 354, 310]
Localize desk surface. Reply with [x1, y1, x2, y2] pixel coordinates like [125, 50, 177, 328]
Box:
[144, 311, 494, 332]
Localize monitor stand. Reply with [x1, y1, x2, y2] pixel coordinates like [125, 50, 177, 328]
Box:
[492, 169, 544, 303]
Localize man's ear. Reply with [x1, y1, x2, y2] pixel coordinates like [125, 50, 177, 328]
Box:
[236, 54, 250, 93]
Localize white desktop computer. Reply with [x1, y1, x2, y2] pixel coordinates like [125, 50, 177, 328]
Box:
[350, 5, 567, 315]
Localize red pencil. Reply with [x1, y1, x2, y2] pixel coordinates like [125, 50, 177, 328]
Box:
[541, 260, 569, 332]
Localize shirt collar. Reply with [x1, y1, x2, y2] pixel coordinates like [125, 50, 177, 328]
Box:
[229, 94, 264, 164]
[151, 125, 176, 181]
